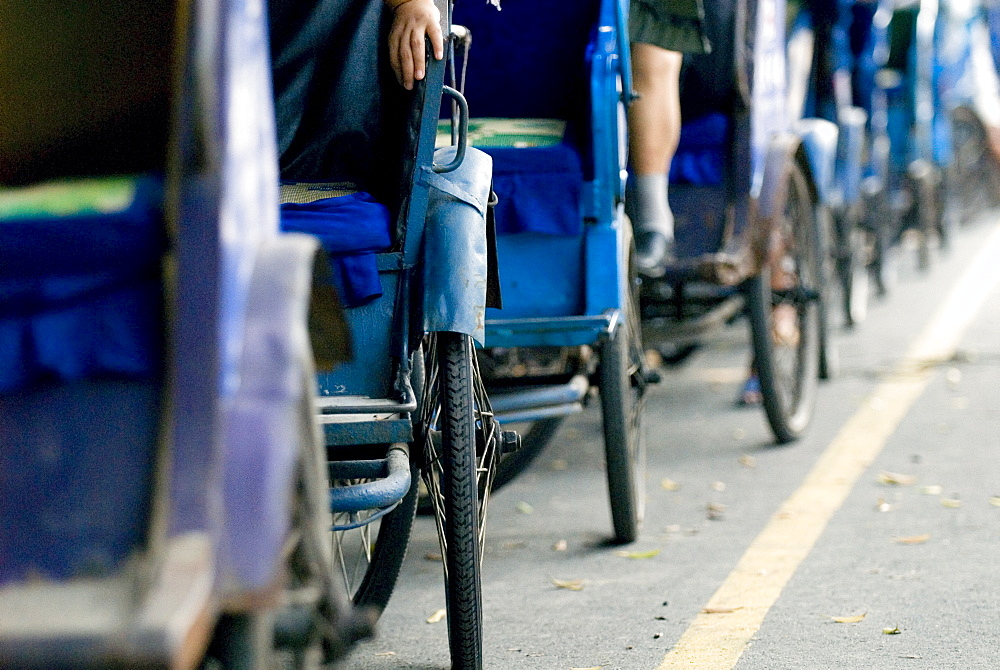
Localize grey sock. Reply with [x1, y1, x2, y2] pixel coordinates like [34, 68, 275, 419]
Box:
[630, 173, 674, 239]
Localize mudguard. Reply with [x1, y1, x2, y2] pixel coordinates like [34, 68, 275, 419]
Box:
[795, 118, 839, 205]
[218, 232, 320, 600]
[420, 146, 493, 346]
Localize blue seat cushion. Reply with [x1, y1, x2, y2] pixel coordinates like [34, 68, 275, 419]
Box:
[482, 144, 584, 236]
[278, 183, 392, 307]
[0, 176, 166, 393]
[669, 113, 730, 186]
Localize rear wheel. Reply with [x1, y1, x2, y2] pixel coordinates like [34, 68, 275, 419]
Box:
[746, 159, 821, 444]
[419, 332, 500, 670]
[599, 224, 648, 544]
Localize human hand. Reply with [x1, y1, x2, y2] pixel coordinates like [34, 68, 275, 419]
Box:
[387, 0, 444, 90]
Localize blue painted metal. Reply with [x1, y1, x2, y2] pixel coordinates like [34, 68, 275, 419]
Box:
[796, 118, 841, 203]
[485, 314, 615, 349]
[489, 375, 590, 413]
[328, 446, 411, 514]
[422, 145, 493, 345]
[323, 419, 413, 447]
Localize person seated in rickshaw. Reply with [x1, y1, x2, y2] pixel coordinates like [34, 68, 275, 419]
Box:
[627, 0, 711, 275]
[268, 0, 444, 306]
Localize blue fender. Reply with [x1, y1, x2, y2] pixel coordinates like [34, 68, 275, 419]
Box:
[218, 232, 319, 600]
[795, 118, 839, 205]
[835, 107, 868, 207]
[421, 146, 493, 346]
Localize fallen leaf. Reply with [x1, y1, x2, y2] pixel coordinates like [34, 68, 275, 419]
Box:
[426, 608, 447, 624]
[940, 496, 963, 508]
[661, 478, 680, 491]
[945, 367, 962, 389]
[830, 613, 867, 624]
[739, 454, 757, 468]
[893, 534, 931, 545]
[374, 651, 397, 657]
[990, 497, 1000, 507]
[883, 626, 902, 635]
[702, 606, 743, 614]
[920, 485, 943, 496]
[614, 548, 661, 559]
[710, 481, 727, 492]
[876, 497, 893, 512]
[552, 539, 568, 551]
[551, 577, 585, 591]
[707, 502, 726, 520]
[516, 501, 534, 515]
[878, 471, 916, 486]
[424, 552, 442, 561]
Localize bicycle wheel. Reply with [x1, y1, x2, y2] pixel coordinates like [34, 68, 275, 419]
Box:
[746, 159, 821, 444]
[329, 448, 418, 613]
[419, 331, 500, 670]
[815, 204, 839, 380]
[599, 226, 647, 544]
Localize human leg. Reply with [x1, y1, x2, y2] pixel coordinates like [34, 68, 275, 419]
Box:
[628, 43, 683, 274]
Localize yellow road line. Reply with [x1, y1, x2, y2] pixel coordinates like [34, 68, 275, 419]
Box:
[658, 226, 1000, 669]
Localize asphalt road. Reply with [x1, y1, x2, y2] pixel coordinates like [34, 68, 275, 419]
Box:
[344, 214, 1000, 670]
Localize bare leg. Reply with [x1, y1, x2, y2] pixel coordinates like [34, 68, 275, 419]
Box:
[628, 43, 683, 274]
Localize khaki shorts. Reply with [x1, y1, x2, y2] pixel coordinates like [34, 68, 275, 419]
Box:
[630, 0, 711, 54]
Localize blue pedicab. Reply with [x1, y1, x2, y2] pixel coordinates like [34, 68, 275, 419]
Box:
[0, 1, 371, 667]
[448, 0, 651, 544]
[270, 0, 504, 666]
[641, 0, 829, 443]
[936, 0, 1000, 226]
[785, 0, 877, 351]
[865, 0, 974, 281]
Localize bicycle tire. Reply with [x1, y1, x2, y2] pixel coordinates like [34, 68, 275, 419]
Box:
[330, 453, 419, 613]
[746, 159, 821, 444]
[599, 226, 647, 544]
[815, 204, 838, 380]
[420, 331, 499, 670]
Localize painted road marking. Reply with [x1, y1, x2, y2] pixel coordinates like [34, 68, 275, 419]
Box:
[658, 225, 1000, 669]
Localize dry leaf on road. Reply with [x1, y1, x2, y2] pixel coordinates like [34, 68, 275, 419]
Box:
[426, 609, 447, 624]
[878, 471, 916, 486]
[830, 613, 867, 624]
[614, 548, 661, 559]
[551, 577, 585, 591]
[892, 534, 930, 545]
[940, 496, 963, 508]
[883, 626, 902, 635]
[702, 606, 743, 614]
[661, 478, 680, 491]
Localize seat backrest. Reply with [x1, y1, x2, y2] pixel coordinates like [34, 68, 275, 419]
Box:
[0, 1, 175, 185]
[451, 0, 602, 122]
[679, 0, 739, 121]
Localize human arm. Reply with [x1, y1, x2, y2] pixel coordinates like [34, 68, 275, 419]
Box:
[384, 0, 444, 90]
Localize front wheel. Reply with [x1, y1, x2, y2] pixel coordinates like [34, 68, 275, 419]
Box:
[599, 224, 648, 544]
[746, 159, 821, 444]
[419, 332, 500, 670]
